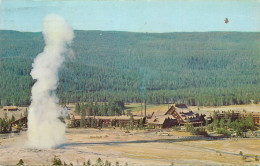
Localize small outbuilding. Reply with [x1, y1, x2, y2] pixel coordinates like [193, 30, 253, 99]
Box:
[1, 106, 19, 111]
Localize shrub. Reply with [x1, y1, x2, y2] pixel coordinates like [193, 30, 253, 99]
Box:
[52, 156, 62, 165]
[193, 127, 208, 136]
[216, 128, 231, 136]
[172, 126, 181, 131]
[17, 159, 24, 166]
[185, 124, 208, 136]
[207, 124, 213, 131]
[86, 159, 91, 166]
[239, 151, 243, 155]
[105, 160, 111, 166]
[184, 123, 195, 133]
[96, 158, 103, 166]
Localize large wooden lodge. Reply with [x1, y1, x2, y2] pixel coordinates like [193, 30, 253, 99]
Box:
[147, 104, 203, 128]
[6, 103, 260, 130]
[71, 104, 204, 129]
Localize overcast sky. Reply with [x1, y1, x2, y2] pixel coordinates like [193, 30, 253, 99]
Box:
[0, 0, 259, 32]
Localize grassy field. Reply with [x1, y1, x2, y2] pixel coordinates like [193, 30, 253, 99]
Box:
[124, 103, 168, 115]
[3, 103, 258, 120]
[125, 103, 260, 116]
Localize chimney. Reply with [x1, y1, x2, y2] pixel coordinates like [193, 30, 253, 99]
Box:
[144, 99, 147, 117]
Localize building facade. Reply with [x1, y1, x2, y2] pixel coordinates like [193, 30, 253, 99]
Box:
[215, 111, 260, 126]
[165, 104, 202, 126]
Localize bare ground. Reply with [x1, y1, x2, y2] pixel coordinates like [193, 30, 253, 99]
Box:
[0, 128, 260, 165]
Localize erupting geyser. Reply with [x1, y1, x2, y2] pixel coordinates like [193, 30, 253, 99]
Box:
[27, 14, 74, 149]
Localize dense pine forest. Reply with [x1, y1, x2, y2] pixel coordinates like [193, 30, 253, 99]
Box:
[0, 30, 259, 107]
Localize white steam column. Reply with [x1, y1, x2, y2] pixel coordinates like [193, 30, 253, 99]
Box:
[0, 0, 2, 29]
[27, 14, 74, 149]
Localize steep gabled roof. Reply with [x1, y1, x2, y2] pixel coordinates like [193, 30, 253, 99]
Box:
[147, 115, 176, 125]
[165, 104, 200, 123]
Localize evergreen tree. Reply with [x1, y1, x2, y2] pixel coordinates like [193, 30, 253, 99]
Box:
[86, 159, 91, 166]
[0, 31, 259, 107]
[0, 119, 2, 133]
[227, 118, 232, 128]
[129, 114, 134, 130]
[11, 115, 15, 122]
[96, 158, 103, 166]
[75, 103, 80, 115]
[219, 119, 225, 128]
[138, 118, 144, 129]
[17, 159, 24, 166]
[213, 119, 219, 129]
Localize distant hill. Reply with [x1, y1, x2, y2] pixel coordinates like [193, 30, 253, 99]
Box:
[0, 30, 259, 106]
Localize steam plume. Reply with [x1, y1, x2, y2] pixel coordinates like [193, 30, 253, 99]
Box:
[27, 14, 74, 149]
[0, 0, 2, 29]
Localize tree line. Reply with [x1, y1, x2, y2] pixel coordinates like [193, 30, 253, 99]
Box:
[74, 100, 125, 116]
[0, 30, 259, 106]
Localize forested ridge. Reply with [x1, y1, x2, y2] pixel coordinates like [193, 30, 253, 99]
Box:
[0, 30, 259, 106]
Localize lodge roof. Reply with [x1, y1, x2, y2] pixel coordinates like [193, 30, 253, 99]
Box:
[175, 104, 188, 108]
[1, 106, 18, 110]
[73, 115, 144, 120]
[10, 116, 27, 125]
[175, 107, 192, 114]
[147, 115, 176, 125]
[164, 104, 200, 122]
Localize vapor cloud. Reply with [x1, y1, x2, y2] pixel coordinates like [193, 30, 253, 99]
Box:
[27, 14, 74, 149]
[0, 0, 2, 29]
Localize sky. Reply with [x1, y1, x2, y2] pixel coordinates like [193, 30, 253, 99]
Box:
[0, 0, 259, 32]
